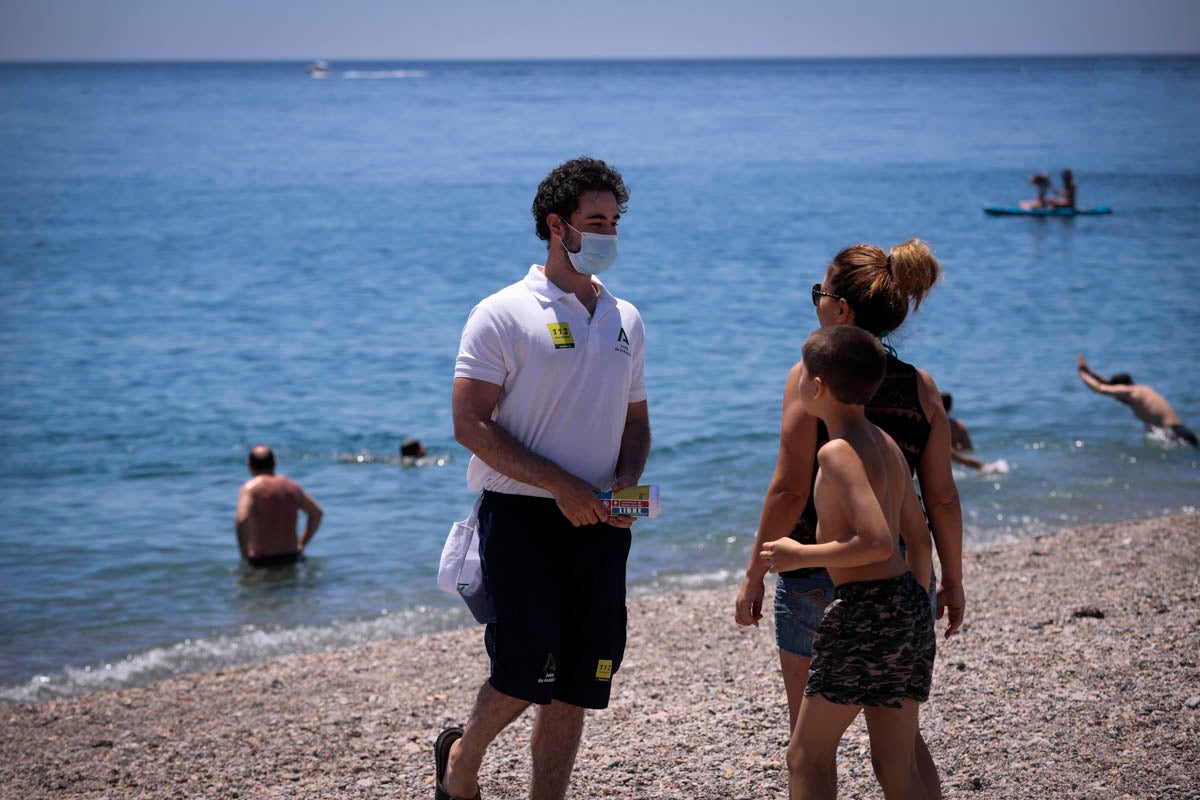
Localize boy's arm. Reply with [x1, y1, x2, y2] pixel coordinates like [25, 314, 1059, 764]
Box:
[762, 441, 892, 571]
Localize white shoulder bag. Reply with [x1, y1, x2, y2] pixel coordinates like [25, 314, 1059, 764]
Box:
[436, 495, 494, 623]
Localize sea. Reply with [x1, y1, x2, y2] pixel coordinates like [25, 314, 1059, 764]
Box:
[1, 57, 1197, 703]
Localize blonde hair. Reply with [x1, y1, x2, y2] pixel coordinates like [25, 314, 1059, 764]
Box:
[825, 238, 941, 337]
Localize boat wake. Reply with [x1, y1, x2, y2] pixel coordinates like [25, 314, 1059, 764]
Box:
[341, 70, 428, 80]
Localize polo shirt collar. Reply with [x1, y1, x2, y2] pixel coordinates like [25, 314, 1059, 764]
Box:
[524, 264, 616, 314]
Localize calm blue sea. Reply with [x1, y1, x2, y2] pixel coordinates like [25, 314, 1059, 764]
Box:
[1, 57, 1197, 703]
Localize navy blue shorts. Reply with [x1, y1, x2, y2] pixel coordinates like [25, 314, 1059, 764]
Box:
[478, 491, 631, 709]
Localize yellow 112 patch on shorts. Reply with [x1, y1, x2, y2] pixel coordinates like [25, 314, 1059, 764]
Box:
[595, 659, 613, 682]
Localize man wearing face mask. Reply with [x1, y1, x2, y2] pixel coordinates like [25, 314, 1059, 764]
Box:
[435, 157, 651, 800]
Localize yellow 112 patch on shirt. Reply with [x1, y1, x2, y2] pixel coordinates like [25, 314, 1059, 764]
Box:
[547, 322, 575, 349]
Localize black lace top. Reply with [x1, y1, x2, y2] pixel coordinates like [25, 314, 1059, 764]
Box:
[781, 354, 931, 575]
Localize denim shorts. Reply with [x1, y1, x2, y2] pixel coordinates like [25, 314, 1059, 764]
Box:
[775, 568, 937, 659]
[774, 570, 834, 658]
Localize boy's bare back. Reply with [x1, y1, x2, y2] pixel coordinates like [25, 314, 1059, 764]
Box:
[813, 422, 931, 588]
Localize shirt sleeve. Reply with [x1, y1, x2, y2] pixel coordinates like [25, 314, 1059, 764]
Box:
[455, 302, 509, 387]
[627, 309, 647, 404]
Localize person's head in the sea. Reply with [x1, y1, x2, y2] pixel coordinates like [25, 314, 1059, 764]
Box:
[1061, 168, 1075, 188]
[1030, 172, 1051, 188]
[811, 238, 941, 339]
[940, 392, 953, 413]
[400, 438, 426, 459]
[1108, 372, 1133, 385]
[247, 444, 276, 475]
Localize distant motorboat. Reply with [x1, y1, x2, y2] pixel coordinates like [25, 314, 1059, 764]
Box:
[306, 60, 334, 78]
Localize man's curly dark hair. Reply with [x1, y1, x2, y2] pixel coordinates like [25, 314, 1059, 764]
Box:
[531, 157, 629, 244]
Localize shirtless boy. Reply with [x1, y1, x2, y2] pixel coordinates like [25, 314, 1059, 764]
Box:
[762, 326, 936, 800]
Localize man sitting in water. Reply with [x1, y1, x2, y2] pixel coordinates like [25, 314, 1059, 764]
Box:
[235, 445, 324, 566]
[1076, 355, 1197, 447]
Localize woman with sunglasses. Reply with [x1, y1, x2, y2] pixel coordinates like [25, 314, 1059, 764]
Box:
[735, 237, 964, 799]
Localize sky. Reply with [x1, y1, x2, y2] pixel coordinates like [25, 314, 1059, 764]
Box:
[1, 0, 1198, 62]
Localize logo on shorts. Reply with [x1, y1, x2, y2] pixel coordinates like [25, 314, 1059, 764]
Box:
[547, 323, 575, 349]
[538, 653, 557, 684]
[595, 659, 613, 682]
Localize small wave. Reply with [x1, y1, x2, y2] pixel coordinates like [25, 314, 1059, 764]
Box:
[341, 70, 428, 80]
[1144, 427, 1193, 449]
[0, 605, 467, 705]
[335, 451, 451, 467]
[633, 568, 736, 595]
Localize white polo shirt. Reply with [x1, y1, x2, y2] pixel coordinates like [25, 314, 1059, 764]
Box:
[455, 264, 647, 498]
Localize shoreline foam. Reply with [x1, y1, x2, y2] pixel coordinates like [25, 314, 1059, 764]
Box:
[1, 513, 1196, 799]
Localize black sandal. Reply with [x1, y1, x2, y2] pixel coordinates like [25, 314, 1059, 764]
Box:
[434, 726, 481, 800]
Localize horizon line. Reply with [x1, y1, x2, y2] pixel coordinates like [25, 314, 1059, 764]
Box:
[2, 51, 1199, 67]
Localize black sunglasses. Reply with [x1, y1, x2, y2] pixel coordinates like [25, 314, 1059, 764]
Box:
[811, 284, 843, 306]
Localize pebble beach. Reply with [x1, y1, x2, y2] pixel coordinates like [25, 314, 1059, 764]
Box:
[2, 513, 1197, 800]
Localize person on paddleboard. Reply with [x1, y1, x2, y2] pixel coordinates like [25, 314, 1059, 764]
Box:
[1020, 172, 1053, 210]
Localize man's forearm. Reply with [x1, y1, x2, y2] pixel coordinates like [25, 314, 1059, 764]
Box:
[235, 519, 252, 558]
[613, 420, 651, 485]
[458, 417, 585, 493]
[299, 511, 322, 549]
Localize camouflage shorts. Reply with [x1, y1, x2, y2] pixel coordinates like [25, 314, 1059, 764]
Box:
[804, 572, 936, 709]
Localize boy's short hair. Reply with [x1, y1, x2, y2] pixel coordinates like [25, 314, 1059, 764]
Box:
[802, 326, 887, 405]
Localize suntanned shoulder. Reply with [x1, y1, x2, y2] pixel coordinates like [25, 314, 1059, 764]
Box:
[816, 436, 857, 468]
[914, 367, 947, 417]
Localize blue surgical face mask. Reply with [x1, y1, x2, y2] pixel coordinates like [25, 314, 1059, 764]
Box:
[563, 222, 617, 275]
